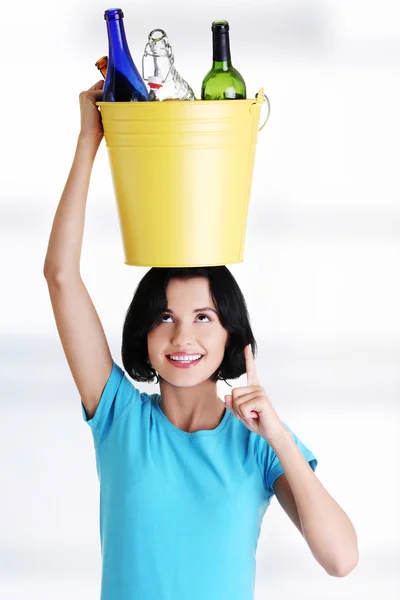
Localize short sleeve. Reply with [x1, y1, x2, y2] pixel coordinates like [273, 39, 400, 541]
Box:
[257, 422, 318, 498]
[81, 360, 141, 446]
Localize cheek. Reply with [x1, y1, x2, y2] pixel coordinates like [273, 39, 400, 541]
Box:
[147, 331, 159, 357]
[207, 329, 229, 353]
[148, 326, 162, 343]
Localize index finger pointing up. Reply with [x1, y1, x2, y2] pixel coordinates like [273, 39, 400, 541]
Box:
[245, 344, 259, 387]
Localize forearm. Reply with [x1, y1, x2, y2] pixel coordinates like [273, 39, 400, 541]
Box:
[270, 431, 359, 576]
[44, 133, 102, 278]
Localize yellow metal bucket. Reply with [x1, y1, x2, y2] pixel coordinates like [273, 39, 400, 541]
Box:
[97, 89, 270, 267]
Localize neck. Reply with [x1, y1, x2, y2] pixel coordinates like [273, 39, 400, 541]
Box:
[158, 378, 226, 433]
[107, 19, 128, 58]
[212, 59, 232, 71]
[213, 31, 231, 62]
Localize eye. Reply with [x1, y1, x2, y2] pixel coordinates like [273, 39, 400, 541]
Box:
[159, 314, 173, 323]
[158, 313, 211, 323]
[196, 313, 211, 322]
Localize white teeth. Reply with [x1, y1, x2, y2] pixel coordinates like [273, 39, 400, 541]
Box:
[168, 355, 202, 362]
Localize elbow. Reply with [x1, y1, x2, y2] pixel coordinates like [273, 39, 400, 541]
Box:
[321, 520, 359, 578]
[328, 552, 359, 578]
[43, 262, 78, 284]
[43, 261, 52, 281]
[43, 256, 58, 281]
[43, 262, 59, 283]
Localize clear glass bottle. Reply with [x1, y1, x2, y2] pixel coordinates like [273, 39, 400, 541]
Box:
[102, 8, 149, 102]
[201, 20, 246, 100]
[142, 29, 196, 101]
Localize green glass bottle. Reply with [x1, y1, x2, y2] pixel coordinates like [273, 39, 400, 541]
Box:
[201, 20, 246, 100]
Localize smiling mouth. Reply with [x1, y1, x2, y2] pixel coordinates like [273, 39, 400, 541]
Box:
[165, 355, 204, 368]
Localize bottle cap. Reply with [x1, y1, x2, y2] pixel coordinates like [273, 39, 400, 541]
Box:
[95, 56, 108, 69]
[212, 20, 229, 31]
[148, 76, 163, 89]
[104, 8, 124, 20]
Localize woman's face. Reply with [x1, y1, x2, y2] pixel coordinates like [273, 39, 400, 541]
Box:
[147, 277, 229, 387]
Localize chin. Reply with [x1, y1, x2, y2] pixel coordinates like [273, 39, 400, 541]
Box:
[152, 355, 222, 386]
[158, 369, 217, 388]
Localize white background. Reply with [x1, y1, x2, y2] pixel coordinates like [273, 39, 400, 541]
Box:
[1, 0, 399, 598]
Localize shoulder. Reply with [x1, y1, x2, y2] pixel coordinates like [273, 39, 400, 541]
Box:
[82, 361, 152, 444]
[253, 424, 318, 493]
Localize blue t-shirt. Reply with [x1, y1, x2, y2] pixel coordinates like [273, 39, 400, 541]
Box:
[82, 361, 318, 600]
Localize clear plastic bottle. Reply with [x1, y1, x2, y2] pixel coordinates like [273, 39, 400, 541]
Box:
[142, 29, 196, 101]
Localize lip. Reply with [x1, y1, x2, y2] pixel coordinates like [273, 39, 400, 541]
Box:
[165, 355, 204, 369]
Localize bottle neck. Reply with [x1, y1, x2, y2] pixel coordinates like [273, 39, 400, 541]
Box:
[212, 30, 232, 67]
[149, 39, 174, 78]
[106, 17, 130, 61]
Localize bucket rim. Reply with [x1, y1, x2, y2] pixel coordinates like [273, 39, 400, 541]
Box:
[96, 97, 260, 106]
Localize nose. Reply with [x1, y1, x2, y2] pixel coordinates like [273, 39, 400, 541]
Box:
[171, 322, 195, 347]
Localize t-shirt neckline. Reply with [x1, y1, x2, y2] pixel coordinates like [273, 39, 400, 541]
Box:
[153, 394, 232, 439]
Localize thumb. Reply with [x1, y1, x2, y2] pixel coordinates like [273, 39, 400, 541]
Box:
[91, 79, 105, 90]
[91, 89, 104, 101]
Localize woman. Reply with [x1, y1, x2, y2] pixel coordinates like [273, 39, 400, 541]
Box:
[43, 81, 359, 600]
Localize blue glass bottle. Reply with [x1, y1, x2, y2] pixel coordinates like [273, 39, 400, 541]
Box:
[103, 8, 149, 102]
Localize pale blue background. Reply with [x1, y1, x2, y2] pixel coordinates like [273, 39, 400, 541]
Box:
[1, 0, 399, 598]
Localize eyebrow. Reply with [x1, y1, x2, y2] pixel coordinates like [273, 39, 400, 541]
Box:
[164, 307, 218, 315]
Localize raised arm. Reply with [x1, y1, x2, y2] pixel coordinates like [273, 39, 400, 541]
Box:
[43, 81, 113, 419]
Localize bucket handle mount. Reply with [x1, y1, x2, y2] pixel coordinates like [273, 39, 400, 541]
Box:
[252, 88, 271, 131]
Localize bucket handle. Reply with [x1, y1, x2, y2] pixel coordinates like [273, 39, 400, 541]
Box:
[251, 88, 271, 132]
